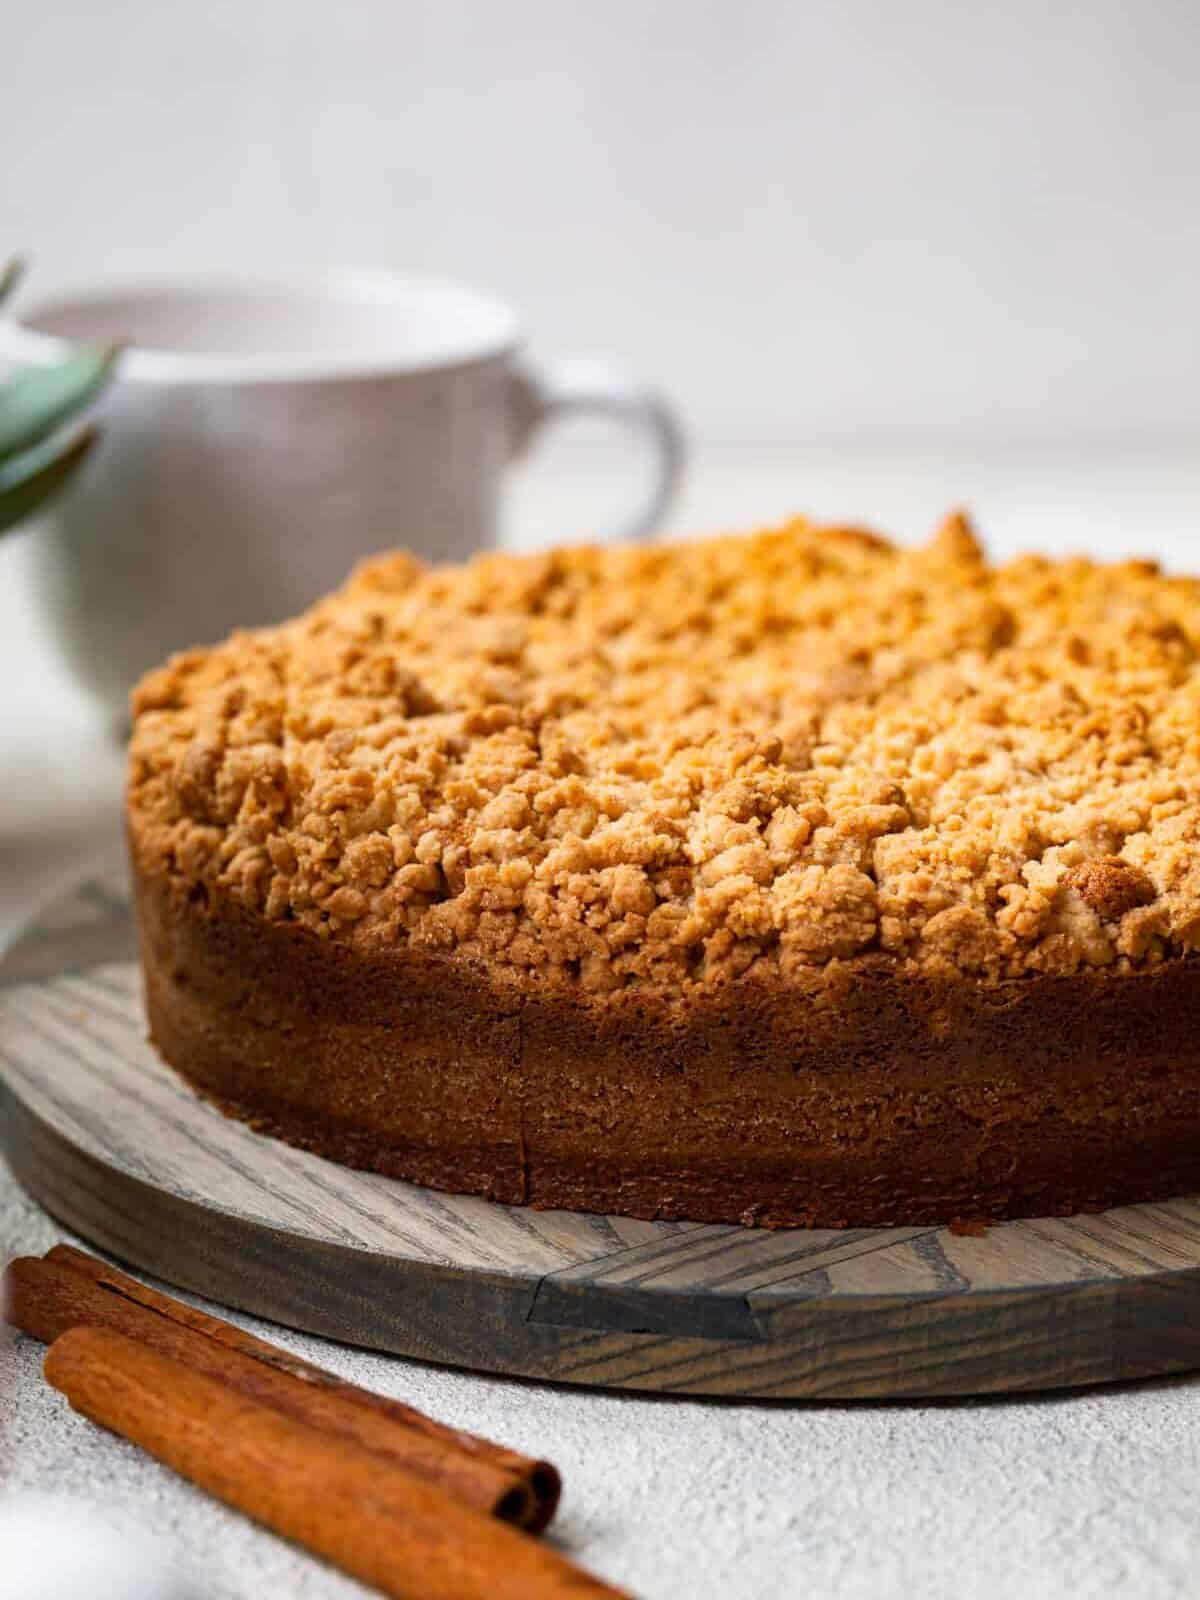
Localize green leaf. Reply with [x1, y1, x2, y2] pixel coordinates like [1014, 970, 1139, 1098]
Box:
[0, 257, 24, 308]
[0, 346, 119, 464]
[0, 424, 99, 537]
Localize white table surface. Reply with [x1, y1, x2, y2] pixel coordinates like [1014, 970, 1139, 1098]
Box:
[4, 447, 1200, 1600]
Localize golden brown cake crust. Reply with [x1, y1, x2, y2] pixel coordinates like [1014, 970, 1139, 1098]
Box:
[129, 513, 1200, 992]
[127, 514, 1200, 1227]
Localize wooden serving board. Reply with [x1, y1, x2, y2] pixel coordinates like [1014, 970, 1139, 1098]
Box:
[3, 866, 1200, 1400]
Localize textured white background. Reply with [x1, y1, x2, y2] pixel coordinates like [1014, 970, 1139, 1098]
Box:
[4, 0, 1200, 450]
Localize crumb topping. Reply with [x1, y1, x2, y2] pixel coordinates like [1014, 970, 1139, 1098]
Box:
[128, 513, 1200, 990]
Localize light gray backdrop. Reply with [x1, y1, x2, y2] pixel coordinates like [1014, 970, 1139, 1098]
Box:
[4, 0, 1198, 451]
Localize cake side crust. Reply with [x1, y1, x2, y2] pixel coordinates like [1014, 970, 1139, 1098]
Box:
[134, 855, 1200, 1229]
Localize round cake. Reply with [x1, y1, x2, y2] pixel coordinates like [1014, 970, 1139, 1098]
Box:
[127, 513, 1200, 1227]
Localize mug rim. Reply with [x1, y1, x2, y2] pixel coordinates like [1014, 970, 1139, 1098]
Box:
[0, 267, 522, 385]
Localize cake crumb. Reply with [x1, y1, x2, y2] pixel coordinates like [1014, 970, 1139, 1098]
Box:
[947, 1216, 992, 1238]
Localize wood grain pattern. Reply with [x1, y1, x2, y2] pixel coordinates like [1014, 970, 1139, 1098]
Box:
[3, 865, 1200, 1399]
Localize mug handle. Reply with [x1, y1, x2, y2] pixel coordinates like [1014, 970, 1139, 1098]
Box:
[508, 355, 684, 541]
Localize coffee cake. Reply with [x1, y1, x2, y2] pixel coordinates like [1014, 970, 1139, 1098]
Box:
[127, 514, 1200, 1226]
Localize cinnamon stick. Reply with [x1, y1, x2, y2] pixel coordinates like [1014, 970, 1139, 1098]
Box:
[5, 1246, 559, 1532]
[44, 1327, 627, 1600]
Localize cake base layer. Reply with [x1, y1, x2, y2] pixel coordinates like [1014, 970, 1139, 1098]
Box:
[135, 861, 1200, 1229]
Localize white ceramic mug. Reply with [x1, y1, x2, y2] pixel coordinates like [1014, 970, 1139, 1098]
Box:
[1, 271, 682, 719]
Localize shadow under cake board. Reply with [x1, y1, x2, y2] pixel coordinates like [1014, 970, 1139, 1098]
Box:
[3, 866, 1200, 1401]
